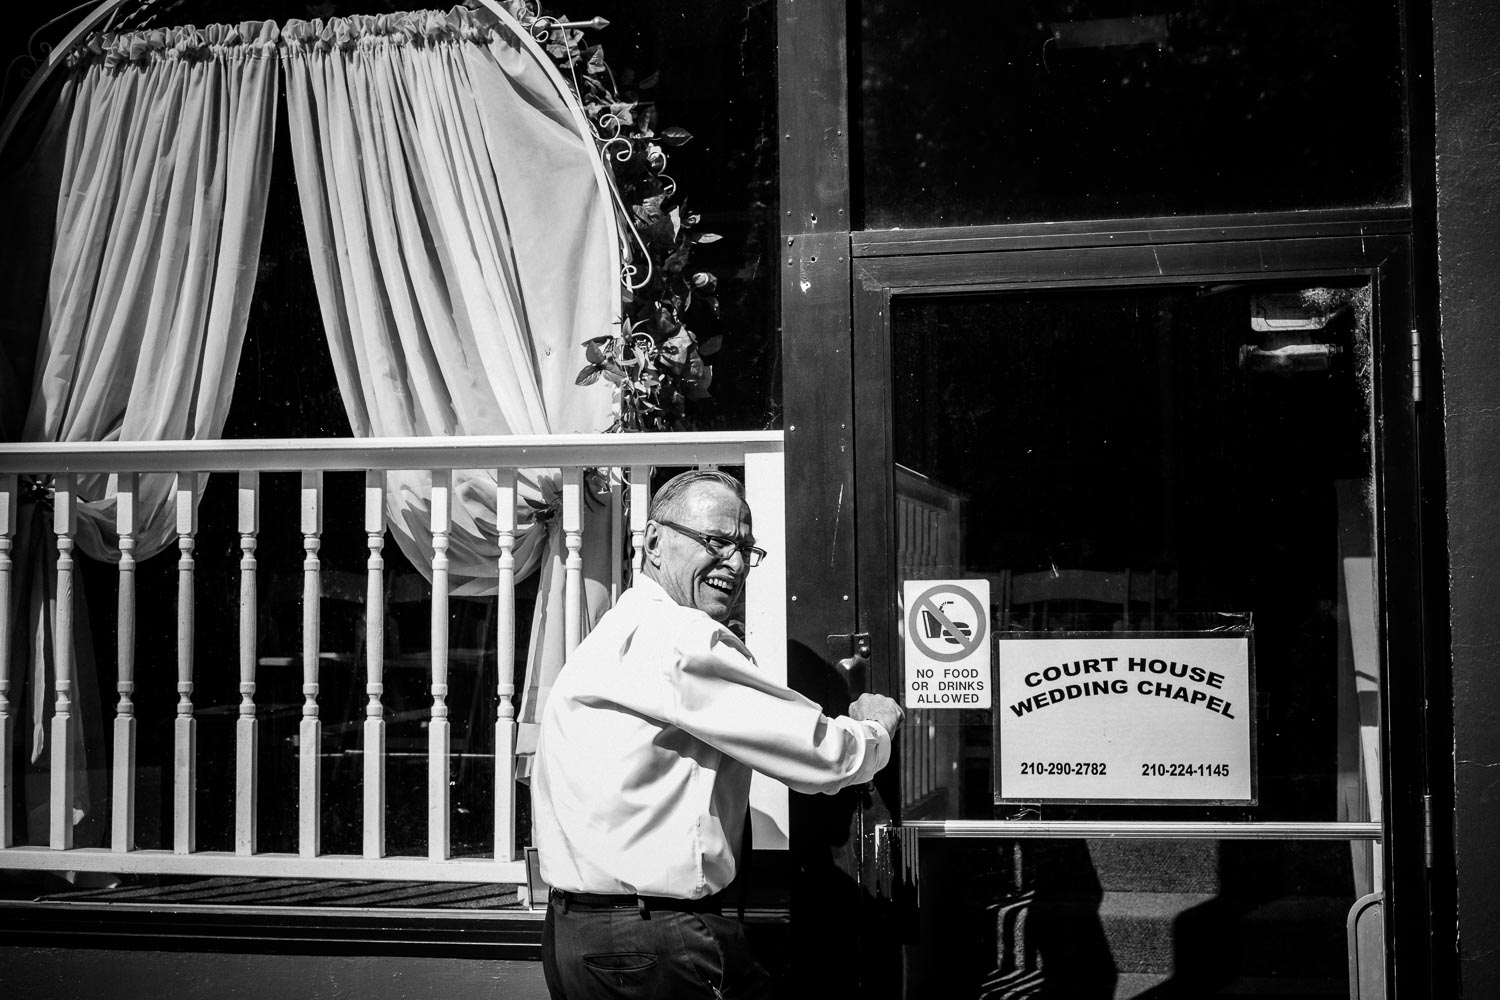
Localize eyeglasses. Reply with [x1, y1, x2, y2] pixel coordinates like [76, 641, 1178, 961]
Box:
[654, 519, 768, 568]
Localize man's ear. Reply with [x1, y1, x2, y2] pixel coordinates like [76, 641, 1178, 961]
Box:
[642, 521, 665, 569]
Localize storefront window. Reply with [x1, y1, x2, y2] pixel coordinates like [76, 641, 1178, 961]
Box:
[858, 1, 1407, 228]
[7, 0, 778, 889]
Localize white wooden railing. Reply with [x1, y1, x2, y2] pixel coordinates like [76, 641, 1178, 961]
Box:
[0, 432, 786, 892]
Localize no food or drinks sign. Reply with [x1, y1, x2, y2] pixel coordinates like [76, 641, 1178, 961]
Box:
[903, 579, 991, 709]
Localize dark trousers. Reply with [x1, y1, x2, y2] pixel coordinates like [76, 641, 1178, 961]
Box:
[541, 890, 774, 1000]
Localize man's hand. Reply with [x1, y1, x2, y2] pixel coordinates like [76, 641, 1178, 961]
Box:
[849, 693, 904, 736]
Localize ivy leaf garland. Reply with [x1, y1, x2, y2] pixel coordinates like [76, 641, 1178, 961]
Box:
[506, 2, 724, 432]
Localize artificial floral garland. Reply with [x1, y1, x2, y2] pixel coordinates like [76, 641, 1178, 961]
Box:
[502, 1, 723, 432]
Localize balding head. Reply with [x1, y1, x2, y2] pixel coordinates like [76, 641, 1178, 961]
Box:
[642, 471, 754, 621]
[648, 469, 747, 524]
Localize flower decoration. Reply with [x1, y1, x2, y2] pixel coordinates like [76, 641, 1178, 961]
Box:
[501, 1, 725, 431]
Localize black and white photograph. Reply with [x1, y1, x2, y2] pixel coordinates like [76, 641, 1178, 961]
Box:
[0, 1, 1494, 997]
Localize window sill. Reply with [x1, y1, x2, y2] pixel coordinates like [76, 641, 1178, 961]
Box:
[0, 872, 792, 958]
[0, 877, 542, 958]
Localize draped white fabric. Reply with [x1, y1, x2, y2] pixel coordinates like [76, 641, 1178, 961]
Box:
[24, 21, 280, 557]
[280, 8, 616, 755]
[10, 21, 280, 839]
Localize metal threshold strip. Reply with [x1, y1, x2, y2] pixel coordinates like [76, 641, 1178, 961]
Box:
[886, 820, 1383, 841]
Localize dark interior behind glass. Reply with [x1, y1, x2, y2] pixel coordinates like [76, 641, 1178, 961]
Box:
[892, 282, 1380, 997]
[858, 1, 1407, 228]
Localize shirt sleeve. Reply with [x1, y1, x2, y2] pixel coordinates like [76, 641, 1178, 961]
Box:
[665, 631, 894, 795]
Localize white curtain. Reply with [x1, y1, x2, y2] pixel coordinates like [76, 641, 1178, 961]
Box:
[9, 21, 280, 841]
[280, 7, 616, 758]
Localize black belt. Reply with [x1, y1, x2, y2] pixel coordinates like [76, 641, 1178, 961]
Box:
[552, 888, 724, 915]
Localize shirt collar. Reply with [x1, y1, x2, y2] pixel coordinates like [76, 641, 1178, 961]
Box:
[632, 570, 750, 653]
[632, 572, 676, 606]
[631, 572, 722, 625]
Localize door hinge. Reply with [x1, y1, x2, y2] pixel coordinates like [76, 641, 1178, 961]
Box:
[1423, 793, 1434, 869]
[1411, 327, 1424, 405]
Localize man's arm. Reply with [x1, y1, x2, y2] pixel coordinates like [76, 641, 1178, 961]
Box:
[668, 647, 902, 795]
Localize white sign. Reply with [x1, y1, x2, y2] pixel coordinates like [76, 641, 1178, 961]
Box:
[996, 635, 1253, 802]
[903, 579, 991, 709]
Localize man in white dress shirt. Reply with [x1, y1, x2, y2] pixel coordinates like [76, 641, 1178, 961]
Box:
[534, 469, 903, 999]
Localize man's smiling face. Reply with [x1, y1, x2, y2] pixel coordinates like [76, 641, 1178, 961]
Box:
[645, 481, 753, 622]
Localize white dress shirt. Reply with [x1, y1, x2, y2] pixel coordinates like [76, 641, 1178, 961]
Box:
[533, 575, 891, 898]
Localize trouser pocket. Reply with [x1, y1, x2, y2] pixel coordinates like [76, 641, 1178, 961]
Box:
[581, 951, 660, 997]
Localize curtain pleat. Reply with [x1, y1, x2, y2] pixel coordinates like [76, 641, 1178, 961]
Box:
[7, 20, 280, 843]
[280, 7, 615, 762]
[24, 20, 281, 558]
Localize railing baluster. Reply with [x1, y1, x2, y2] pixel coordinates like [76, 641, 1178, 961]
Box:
[913, 504, 925, 578]
[906, 503, 915, 578]
[494, 468, 517, 861]
[906, 705, 916, 807]
[913, 503, 923, 578]
[904, 712, 914, 808]
[918, 509, 930, 578]
[629, 464, 649, 577]
[235, 473, 259, 855]
[914, 712, 923, 802]
[916, 508, 928, 578]
[912, 716, 924, 803]
[299, 470, 323, 857]
[49, 476, 77, 850]
[909, 505, 920, 579]
[894, 497, 906, 581]
[901, 706, 911, 807]
[0, 476, 15, 847]
[174, 474, 197, 854]
[609, 469, 622, 605]
[364, 470, 386, 859]
[917, 714, 926, 807]
[929, 509, 940, 577]
[429, 469, 452, 860]
[894, 497, 906, 578]
[927, 717, 937, 800]
[563, 467, 584, 653]
[112, 474, 137, 852]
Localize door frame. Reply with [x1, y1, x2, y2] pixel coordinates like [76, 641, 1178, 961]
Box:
[841, 219, 1430, 995]
[773, 2, 1438, 993]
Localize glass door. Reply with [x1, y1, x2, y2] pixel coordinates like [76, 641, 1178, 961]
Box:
[851, 234, 1422, 999]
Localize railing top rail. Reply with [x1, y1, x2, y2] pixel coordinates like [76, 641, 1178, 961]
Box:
[0, 431, 785, 475]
